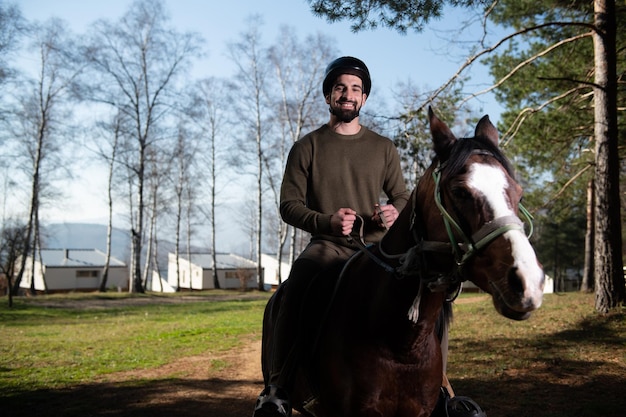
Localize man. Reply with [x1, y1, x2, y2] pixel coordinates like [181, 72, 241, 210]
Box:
[252, 56, 409, 417]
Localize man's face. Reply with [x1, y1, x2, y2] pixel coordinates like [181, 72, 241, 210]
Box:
[326, 74, 367, 123]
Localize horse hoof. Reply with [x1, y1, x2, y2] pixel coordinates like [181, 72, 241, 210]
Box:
[447, 395, 487, 417]
[252, 385, 292, 417]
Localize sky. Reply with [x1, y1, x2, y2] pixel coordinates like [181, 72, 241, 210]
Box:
[15, 0, 507, 251]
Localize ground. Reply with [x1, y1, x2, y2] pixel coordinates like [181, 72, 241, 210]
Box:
[8, 294, 625, 417]
[92, 337, 267, 417]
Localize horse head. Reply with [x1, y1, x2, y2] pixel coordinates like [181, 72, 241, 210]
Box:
[416, 107, 545, 320]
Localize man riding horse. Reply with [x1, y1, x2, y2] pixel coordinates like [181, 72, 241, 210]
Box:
[252, 56, 485, 417]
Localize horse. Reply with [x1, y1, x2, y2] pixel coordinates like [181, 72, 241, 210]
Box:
[260, 107, 545, 417]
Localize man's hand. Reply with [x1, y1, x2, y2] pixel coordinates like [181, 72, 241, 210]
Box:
[331, 208, 357, 236]
[372, 204, 399, 230]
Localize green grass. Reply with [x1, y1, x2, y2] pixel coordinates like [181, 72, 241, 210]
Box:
[447, 292, 626, 417]
[0, 290, 624, 417]
[0, 291, 271, 394]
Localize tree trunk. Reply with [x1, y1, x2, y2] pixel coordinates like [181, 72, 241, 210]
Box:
[592, 0, 625, 312]
[133, 142, 146, 293]
[100, 122, 120, 292]
[581, 178, 594, 292]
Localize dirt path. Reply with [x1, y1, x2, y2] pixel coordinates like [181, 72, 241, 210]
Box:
[64, 338, 269, 417]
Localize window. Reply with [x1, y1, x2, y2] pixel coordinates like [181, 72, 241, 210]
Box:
[76, 270, 99, 278]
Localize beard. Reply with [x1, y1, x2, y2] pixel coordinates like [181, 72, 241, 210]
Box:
[329, 100, 361, 123]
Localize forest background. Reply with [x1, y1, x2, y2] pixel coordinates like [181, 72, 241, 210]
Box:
[0, 0, 623, 312]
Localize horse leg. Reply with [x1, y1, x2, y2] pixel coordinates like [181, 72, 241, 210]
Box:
[436, 301, 454, 396]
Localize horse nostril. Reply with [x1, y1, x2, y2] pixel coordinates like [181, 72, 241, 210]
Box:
[507, 267, 525, 296]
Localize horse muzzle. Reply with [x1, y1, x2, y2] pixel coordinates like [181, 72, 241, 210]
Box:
[491, 265, 545, 321]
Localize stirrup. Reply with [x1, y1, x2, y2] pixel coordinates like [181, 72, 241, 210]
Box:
[252, 385, 292, 417]
[446, 395, 486, 417]
[431, 387, 486, 417]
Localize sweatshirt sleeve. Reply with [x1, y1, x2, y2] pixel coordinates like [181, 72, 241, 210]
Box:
[279, 140, 333, 235]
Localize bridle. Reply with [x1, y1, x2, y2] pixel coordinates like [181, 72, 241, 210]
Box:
[372, 156, 534, 292]
[430, 164, 533, 268]
[345, 151, 534, 323]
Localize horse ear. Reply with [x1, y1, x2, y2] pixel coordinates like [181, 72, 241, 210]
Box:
[429, 106, 456, 159]
[474, 115, 499, 146]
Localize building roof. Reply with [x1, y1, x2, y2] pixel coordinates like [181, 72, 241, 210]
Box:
[180, 253, 257, 269]
[39, 249, 126, 267]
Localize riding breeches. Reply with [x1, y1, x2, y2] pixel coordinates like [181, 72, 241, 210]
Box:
[268, 240, 355, 389]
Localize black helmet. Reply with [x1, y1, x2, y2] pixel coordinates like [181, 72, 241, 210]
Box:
[322, 56, 371, 97]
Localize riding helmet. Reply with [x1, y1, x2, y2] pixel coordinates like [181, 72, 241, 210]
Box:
[322, 56, 371, 97]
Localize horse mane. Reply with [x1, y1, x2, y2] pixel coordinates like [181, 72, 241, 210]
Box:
[439, 136, 514, 183]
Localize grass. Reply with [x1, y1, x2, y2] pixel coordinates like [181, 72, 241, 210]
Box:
[0, 290, 624, 417]
[447, 292, 626, 417]
[0, 290, 271, 394]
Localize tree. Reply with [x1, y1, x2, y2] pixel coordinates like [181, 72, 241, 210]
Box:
[0, 219, 27, 306]
[591, 0, 623, 312]
[308, 0, 490, 33]
[188, 77, 230, 290]
[168, 122, 198, 291]
[94, 110, 127, 292]
[82, 0, 202, 293]
[227, 15, 272, 290]
[484, 0, 624, 311]
[391, 80, 476, 185]
[8, 18, 82, 295]
[308, 0, 625, 312]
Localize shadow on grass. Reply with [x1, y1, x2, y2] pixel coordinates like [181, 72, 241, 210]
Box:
[450, 310, 626, 417]
[453, 372, 625, 417]
[2, 376, 263, 417]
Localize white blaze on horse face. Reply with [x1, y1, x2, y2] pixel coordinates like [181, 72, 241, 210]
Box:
[468, 163, 544, 307]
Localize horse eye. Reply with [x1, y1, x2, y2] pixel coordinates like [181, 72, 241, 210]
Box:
[451, 187, 471, 200]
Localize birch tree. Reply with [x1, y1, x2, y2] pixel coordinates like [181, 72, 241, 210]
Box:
[188, 77, 229, 289]
[227, 15, 271, 290]
[9, 18, 82, 294]
[83, 0, 202, 292]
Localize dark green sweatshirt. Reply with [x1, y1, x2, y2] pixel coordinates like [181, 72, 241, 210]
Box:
[280, 124, 409, 247]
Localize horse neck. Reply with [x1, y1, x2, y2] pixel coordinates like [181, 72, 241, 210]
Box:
[380, 189, 419, 254]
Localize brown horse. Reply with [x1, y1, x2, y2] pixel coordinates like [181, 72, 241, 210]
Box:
[261, 107, 545, 417]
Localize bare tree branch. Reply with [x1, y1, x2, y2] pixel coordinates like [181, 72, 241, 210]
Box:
[417, 22, 595, 113]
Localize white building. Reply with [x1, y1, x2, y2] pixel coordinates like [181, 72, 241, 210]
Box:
[167, 253, 259, 290]
[260, 253, 292, 288]
[18, 248, 128, 293]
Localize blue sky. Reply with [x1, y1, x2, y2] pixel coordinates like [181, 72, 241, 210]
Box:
[15, 0, 507, 250]
[19, 0, 504, 117]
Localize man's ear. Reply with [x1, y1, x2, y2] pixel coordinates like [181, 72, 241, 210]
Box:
[325, 94, 331, 104]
